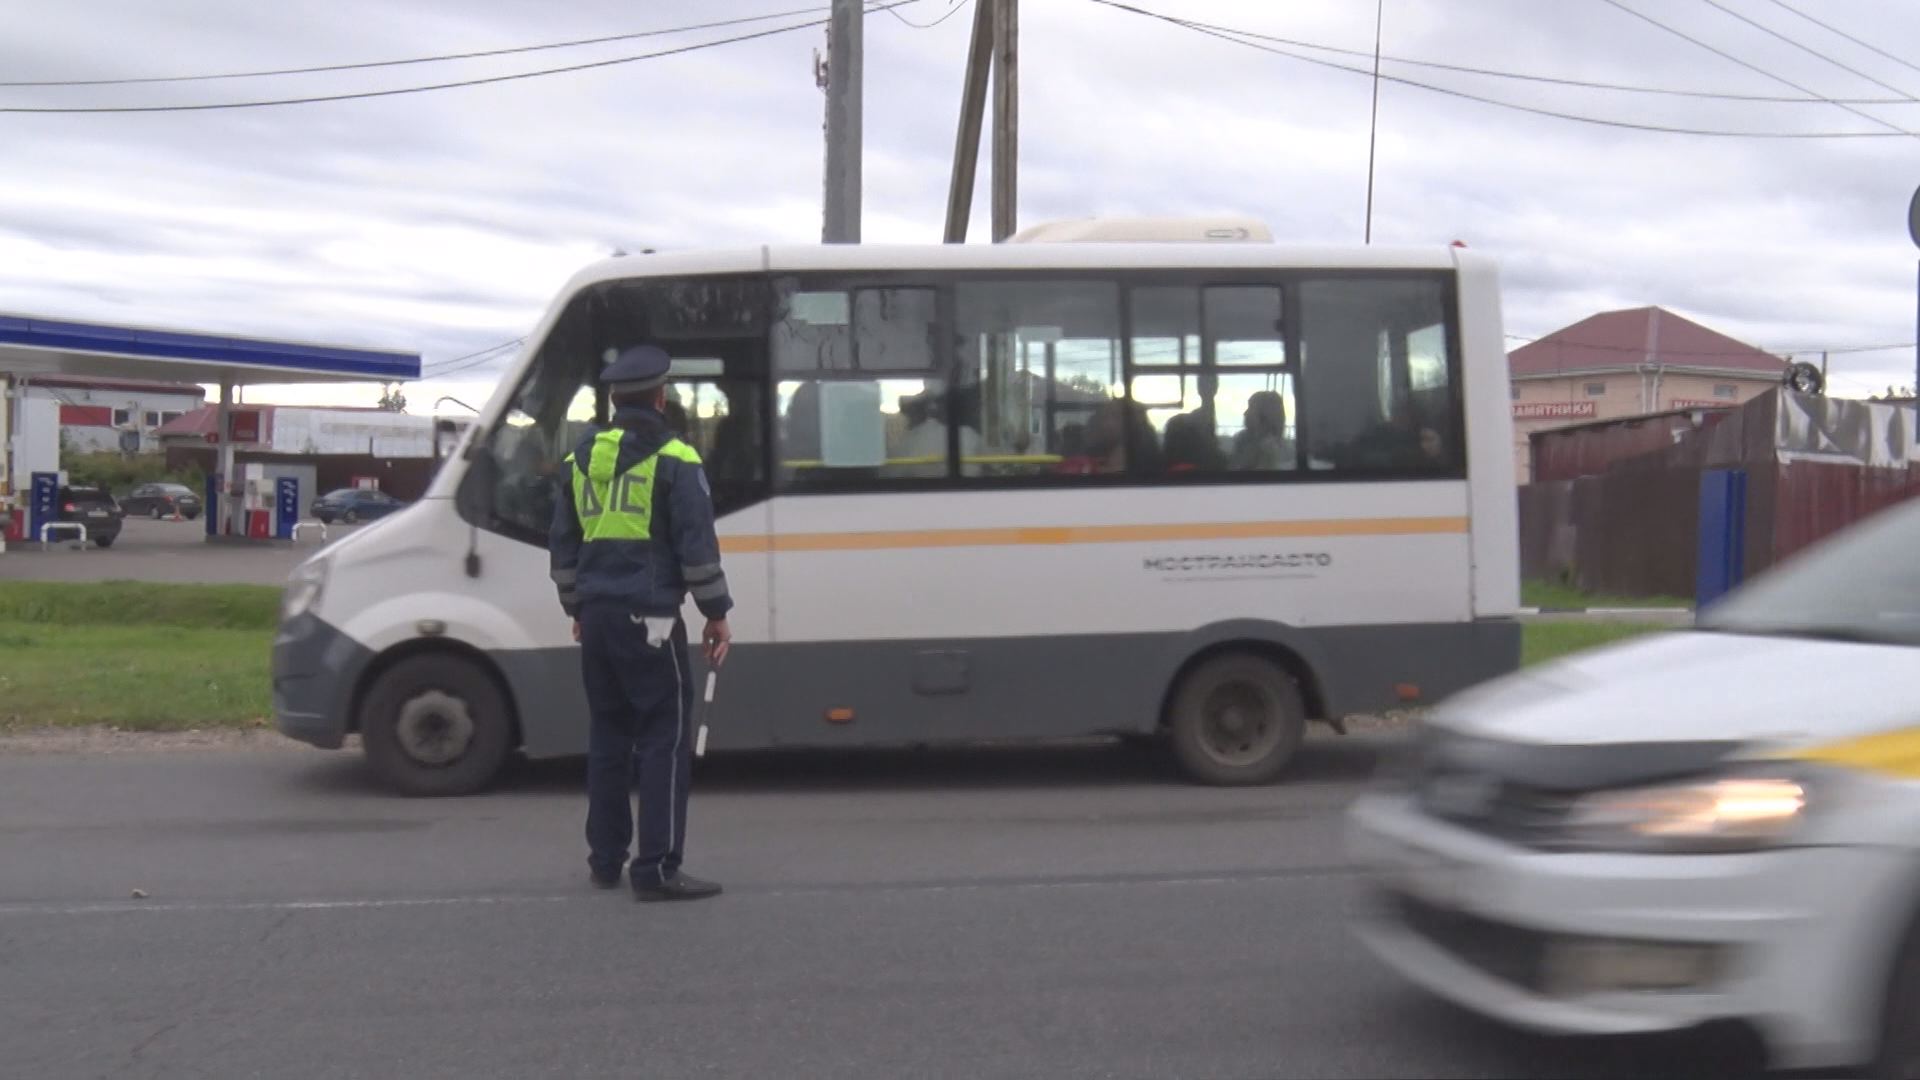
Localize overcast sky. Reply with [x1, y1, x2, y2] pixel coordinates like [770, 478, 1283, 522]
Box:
[6, 0, 1920, 409]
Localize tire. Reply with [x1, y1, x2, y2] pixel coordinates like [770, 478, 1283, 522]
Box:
[93, 535, 115, 549]
[360, 654, 514, 797]
[1876, 921, 1920, 1080]
[1166, 652, 1307, 786]
[342, 509, 360, 525]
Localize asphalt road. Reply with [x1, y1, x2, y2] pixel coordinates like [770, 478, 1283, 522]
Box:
[0, 736, 1763, 1080]
[0, 516, 349, 585]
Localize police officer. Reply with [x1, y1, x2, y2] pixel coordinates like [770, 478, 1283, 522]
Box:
[549, 344, 732, 902]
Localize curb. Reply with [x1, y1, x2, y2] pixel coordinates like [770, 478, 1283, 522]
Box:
[1519, 606, 1693, 616]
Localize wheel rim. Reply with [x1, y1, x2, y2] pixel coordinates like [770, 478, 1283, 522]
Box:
[1196, 681, 1283, 766]
[394, 690, 475, 767]
[151, 507, 162, 519]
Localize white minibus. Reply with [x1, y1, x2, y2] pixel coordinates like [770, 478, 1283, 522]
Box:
[273, 221, 1520, 795]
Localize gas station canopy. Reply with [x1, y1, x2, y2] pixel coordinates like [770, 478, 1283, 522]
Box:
[0, 313, 419, 385]
[2, 311, 420, 548]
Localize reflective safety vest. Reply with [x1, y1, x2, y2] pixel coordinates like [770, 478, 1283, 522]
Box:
[568, 429, 702, 542]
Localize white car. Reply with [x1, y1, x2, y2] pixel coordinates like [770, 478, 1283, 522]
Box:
[1348, 496, 1920, 1078]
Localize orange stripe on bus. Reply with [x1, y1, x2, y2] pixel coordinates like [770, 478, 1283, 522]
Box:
[717, 516, 1469, 554]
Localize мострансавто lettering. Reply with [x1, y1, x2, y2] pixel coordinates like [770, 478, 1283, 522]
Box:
[1142, 553, 1333, 573]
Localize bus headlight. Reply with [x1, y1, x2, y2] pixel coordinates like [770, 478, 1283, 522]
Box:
[281, 559, 329, 622]
[1559, 774, 1808, 853]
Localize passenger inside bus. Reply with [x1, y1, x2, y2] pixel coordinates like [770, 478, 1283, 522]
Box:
[662, 398, 690, 440]
[782, 381, 822, 466]
[894, 391, 956, 477]
[1230, 390, 1296, 471]
[1164, 412, 1226, 474]
[1056, 399, 1162, 475]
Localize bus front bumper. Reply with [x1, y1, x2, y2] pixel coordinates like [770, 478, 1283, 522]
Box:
[272, 612, 372, 750]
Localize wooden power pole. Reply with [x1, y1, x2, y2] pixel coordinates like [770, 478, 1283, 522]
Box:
[945, 0, 1017, 243]
[943, 0, 995, 243]
[990, 0, 1018, 242]
[822, 0, 863, 243]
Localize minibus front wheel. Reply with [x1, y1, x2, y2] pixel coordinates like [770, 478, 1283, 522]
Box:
[360, 653, 514, 797]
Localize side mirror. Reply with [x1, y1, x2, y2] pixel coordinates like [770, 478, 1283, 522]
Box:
[433, 418, 458, 464]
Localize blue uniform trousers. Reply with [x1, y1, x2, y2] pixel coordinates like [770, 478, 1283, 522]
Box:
[579, 602, 695, 885]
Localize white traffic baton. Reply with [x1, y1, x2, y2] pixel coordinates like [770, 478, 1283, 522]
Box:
[694, 668, 718, 758]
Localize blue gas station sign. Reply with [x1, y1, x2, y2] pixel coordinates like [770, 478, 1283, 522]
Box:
[276, 477, 298, 540]
[28, 471, 58, 543]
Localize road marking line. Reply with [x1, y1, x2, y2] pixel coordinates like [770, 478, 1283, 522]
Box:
[0, 866, 1362, 917]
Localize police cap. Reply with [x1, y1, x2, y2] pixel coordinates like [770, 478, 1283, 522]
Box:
[601, 344, 673, 395]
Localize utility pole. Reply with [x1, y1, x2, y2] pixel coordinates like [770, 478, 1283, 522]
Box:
[1909, 184, 1920, 399]
[943, 0, 996, 243]
[822, 0, 863, 243]
[990, 0, 1019, 242]
[1363, 0, 1384, 244]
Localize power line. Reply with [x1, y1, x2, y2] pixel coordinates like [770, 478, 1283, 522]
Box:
[1596, 0, 1917, 138]
[0, 2, 923, 114]
[1760, 0, 1920, 82]
[425, 348, 521, 379]
[1695, 0, 1917, 100]
[424, 338, 524, 376]
[0, 5, 842, 88]
[1084, 0, 1908, 139]
[425, 355, 516, 379]
[884, 0, 974, 31]
[1178, 13, 1920, 105]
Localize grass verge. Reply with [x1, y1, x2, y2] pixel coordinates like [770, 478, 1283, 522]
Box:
[0, 582, 276, 731]
[1522, 621, 1668, 667]
[1522, 580, 1690, 611]
[0, 624, 270, 731]
[0, 581, 279, 630]
[0, 583, 1670, 733]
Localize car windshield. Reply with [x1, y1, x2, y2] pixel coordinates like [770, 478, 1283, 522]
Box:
[160, 485, 193, 495]
[322, 490, 358, 501]
[1700, 496, 1920, 647]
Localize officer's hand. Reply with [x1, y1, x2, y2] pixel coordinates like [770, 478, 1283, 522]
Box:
[571, 619, 581, 643]
[703, 618, 731, 667]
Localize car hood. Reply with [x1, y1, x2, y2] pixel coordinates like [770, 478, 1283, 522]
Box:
[1432, 629, 1919, 755]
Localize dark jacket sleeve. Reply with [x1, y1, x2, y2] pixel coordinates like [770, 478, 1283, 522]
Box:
[548, 462, 584, 619]
[666, 458, 733, 620]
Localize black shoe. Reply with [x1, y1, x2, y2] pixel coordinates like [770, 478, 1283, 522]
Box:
[589, 869, 622, 890]
[633, 871, 723, 902]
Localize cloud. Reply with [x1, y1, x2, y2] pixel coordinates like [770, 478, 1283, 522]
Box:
[3, 0, 1920, 413]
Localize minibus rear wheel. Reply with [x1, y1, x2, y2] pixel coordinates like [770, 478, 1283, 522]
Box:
[361, 654, 513, 797]
[1166, 652, 1305, 786]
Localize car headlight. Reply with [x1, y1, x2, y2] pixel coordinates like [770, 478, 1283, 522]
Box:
[281, 559, 329, 622]
[1558, 772, 1808, 853]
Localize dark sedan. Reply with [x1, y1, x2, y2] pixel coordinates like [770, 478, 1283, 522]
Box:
[56, 485, 124, 548]
[121, 482, 203, 520]
[311, 488, 405, 525]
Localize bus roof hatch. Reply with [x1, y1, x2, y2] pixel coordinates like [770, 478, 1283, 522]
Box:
[1006, 216, 1274, 244]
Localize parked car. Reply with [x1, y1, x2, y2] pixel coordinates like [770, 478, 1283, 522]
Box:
[120, 482, 203, 520]
[311, 488, 405, 525]
[1348, 495, 1920, 1077]
[55, 485, 124, 548]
